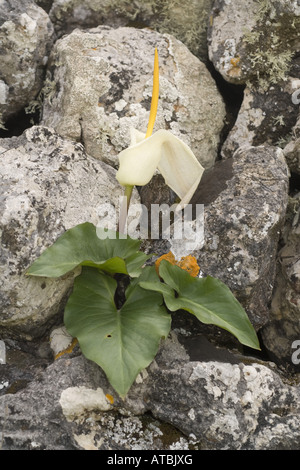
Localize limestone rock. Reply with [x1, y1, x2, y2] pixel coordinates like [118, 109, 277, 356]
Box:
[283, 111, 300, 175]
[49, 325, 74, 358]
[0, 354, 103, 450]
[48, 0, 214, 61]
[150, 145, 289, 330]
[0, 126, 138, 339]
[0, 350, 194, 450]
[144, 335, 300, 450]
[1, 335, 299, 450]
[208, 0, 300, 87]
[41, 26, 226, 169]
[221, 78, 300, 160]
[0, 0, 55, 124]
[261, 193, 300, 370]
[196, 146, 289, 329]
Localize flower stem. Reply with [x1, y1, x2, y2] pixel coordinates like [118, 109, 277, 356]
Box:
[145, 48, 159, 138]
[118, 184, 133, 234]
[117, 49, 159, 234]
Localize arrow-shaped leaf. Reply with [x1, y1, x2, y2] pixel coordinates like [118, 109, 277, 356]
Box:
[64, 266, 171, 398]
[26, 222, 150, 278]
[140, 260, 260, 350]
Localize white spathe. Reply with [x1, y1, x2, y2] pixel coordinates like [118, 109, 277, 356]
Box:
[116, 128, 204, 207]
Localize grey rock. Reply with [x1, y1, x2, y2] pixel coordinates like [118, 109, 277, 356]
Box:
[208, 0, 300, 88]
[0, 125, 139, 339]
[0, 0, 55, 124]
[261, 193, 300, 370]
[0, 344, 197, 450]
[1, 334, 299, 450]
[144, 334, 300, 450]
[48, 0, 214, 61]
[165, 145, 289, 330]
[283, 111, 300, 175]
[222, 78, 300, 160]
[0, 337, 52, 397]
[0, 354, 102, 450]
[41, 26, 226, 170]
[35, 0, 53, 13]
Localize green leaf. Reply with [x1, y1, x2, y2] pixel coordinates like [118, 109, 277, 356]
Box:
[64, 266, 171, 398]
[125, 264, 160, 298]
[140, 260, 260, 351]
[26, 222, 148, 278]
[125, 251, 153, 278]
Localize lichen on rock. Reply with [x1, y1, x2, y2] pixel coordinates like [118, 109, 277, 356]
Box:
[208, 0, 300, 88]
[41, 26, 225, 170]
[0, 0, 55, 124]
[0, 126, 139, 339]
[1, 0, 300, 452]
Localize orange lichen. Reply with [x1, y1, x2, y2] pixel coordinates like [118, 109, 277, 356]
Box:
[54, 338, 78, 360]
[228, 57, 242, 78]
[230, 57, 240, 67]
[155, 251, 200, 278]
[155, 251, 176, 275]
[177, 255, 200, 277]
[105, 393, 114, 404]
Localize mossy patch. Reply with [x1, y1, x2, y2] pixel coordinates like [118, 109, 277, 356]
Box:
[243, 2, 299, 89]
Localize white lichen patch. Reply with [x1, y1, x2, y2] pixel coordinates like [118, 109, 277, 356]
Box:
[189, 361, 241, 404]
[74, 431, 99, 450]
[20, 13, 37, 36]
[185, 359, 297, 447]
[59, 386, 113, 421]
[0, 381, 9, 390]
[49, 325, 73, 357]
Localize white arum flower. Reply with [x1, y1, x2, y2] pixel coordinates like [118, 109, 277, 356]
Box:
[116, 127, 204, 208]
[116, 48, 204, 232]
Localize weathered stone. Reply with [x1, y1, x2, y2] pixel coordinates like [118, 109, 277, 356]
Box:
[1, 334, 299, 450]
[0, 346, 195, 450]
[0, 125, 139, 339]
[0, 0, 299, 452]
[150, 145, 289, 330]
[0, 336, 52, 397]
[261, 194, 300, 370]
[0, 354, 103, 450]
[221, 78, 300, 160]
[49, 325, 74, 358]
[144, 334, 300, 450]
[0, 0, 55, 124]
[208, 0, 300, 88]
[41, 26, 226, 170]
[48, 0, 214, 61]
[283, 111, 300, 175]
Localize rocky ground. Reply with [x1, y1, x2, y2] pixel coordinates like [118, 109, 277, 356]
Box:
[0, 0, 300, 450]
